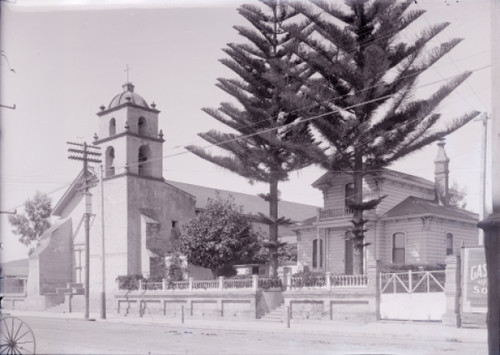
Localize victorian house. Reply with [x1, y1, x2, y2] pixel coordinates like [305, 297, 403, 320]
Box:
[294, 141, 479, 274]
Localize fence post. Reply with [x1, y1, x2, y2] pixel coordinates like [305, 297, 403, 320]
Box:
[325, 272, 331, 290]
[408, 270, 412, 293]
[188, 277, 193, 291]
[219, 276, 225, 290]
[181, 305, 184, 324]
[252, 275, 258, 291]
[138, 279, 143, 292]
[286, 273, 292, 291]
[443, 254, 461, 327]
[287, 306, 290, 328]
[162, 278, 167, 291]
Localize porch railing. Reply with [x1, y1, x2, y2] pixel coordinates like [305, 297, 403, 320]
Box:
[319, 207, 376, 221]
[288, 273, 368, 290]
[118, 275, 283, 292]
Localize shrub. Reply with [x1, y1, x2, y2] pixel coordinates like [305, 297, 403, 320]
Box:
[116, 274, 144, 290]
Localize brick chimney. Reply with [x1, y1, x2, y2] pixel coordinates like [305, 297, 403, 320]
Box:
[434, 139, 450, 206]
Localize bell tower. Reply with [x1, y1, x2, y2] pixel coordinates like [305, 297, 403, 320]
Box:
[93, 82, 164, 180]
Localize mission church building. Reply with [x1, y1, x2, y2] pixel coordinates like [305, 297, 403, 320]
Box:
[21, 82, 318, 311]
[25, 82, 197, 310]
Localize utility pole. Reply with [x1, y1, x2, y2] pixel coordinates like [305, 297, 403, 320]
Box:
[68, 141, 101, 320]
[479, 1, 500, 354]
[475, 113, 489, 246]
[99, 164, 106, 319]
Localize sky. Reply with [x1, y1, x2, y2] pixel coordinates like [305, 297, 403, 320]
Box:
[0, 0, 492, 262]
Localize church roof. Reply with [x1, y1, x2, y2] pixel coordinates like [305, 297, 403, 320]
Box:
[382, 196, 478, 221]
[165, 180, 318, 223]
[52, 169, 91, 217]
[108, 82, 149, 110]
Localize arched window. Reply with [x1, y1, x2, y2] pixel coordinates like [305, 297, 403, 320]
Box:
[138, 145, 152, 176]
[105, 146, 115, 177]
[138, 117, 146, 136]
[345, 182, 355, 207]
[446, 233, 454, 256]
[109, 118, 116, 136]
[312, 238, 323, 268]
[393, 232, 405, 264]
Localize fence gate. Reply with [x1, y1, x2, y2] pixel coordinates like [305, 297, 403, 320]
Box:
[379, 270, 445, 321]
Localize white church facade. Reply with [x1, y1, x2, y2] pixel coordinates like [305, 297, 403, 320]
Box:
[25, 83, 197, 311]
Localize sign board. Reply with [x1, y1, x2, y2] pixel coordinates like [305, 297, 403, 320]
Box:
[462, 247, 487, 313]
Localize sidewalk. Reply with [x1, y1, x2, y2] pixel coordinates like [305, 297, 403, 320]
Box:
[7, 310, 487, 344]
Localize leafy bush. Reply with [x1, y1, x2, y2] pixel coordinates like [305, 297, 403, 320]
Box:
[258, 277, 282, 290]
[167, 253, 185, 282]
[116, 274, 144, 290]
[292, 268, 326, 287]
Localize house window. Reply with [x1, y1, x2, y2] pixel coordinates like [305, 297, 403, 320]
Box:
[312, 239, 323, 268]
[392, 232, 405, 264]
[446, 233, 454, 256]
[109, 118, 116, 136]
[105, 146, 115, 177]
[345, 182, 355, 207]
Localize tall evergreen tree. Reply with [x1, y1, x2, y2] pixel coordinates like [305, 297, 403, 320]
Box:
[287, 0, 480, 274]
[186, 0, 314, 277]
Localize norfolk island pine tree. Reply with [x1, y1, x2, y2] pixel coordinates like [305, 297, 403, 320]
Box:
[283, 0, 480, 274]
[186, 0, 317, 278]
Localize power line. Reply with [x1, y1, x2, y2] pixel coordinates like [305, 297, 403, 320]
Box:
[114, 64, 490, 172]
[1, 64, 489, 210]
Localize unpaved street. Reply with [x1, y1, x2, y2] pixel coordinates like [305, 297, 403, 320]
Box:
[14, 316, 486, 354]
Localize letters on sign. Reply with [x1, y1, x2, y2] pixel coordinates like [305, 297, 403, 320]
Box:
[462, 248, 487, 313]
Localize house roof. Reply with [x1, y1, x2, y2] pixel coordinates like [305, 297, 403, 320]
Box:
[0, 258, 29, 277]
[382, 196, 478, 221]
[312, 168, 435, 190]
[165, 180, 318, 223]
[292, 215, 317, 229]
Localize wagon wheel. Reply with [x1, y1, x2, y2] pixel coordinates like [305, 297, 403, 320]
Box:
[0, 316, 36, 354]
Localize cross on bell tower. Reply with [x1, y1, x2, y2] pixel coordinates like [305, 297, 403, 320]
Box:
[124, 64, 131, 83]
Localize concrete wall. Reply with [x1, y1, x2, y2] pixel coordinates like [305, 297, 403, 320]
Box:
[283, 289, 377, 321]
[114, 290, 259, 319]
